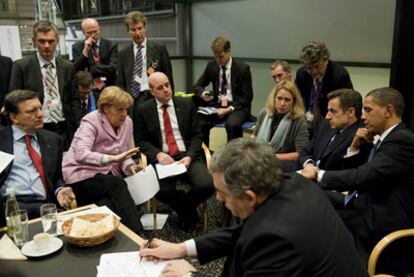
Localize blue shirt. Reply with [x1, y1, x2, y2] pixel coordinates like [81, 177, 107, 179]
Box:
[1, 125, 46, 200]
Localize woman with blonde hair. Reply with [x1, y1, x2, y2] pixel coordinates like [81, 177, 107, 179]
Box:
[62, 86, 142, 232]
[252, 80, 309, 160]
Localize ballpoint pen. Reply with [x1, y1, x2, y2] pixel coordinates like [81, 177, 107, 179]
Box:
[140, 232, 155, 262]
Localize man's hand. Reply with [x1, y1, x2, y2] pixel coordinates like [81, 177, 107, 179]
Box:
[178, 156, 192, 168]
[82, 36, 96, 57]
[300, 164, 318, 180]
[160, 260, 197, 277]
[217, 108, 232, 118]
[108, 147, 139, 164]
[350, 128, 373, 152]
[156, 152, 175, 165]
[139, 239, 187, 262]
[57, 187, 76, 209]
[201, 91, 214, 102]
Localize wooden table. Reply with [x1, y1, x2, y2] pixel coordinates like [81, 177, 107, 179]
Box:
[0, 204, 145, 277]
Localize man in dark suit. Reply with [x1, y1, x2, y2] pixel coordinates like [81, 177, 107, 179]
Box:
[298, 88, 365, 172]
[0, 90, 75, 226]
[72, 18, 118, 89]
[192, 36, 253, 145]
[0, 53, 12, 106]
[139, 139, 368, 277]
[301, 87, 414, 268]
[117, 10, 174, 111]
[73, 71, 98, 119]
[296, 40, 353, 134]
[134, 72, 213, 230]
[9, 20, 79, 148]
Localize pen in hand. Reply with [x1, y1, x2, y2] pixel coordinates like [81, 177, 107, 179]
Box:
[140, 233, 155, 262]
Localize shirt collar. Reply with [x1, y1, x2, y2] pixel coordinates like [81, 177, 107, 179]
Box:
[37, 52, 56, 68]
[133, 37, 147, 50]
[12, 125, 38, 142]
[156, 98, 174, 109]
[225, 56, 232, 69]
[379, 123, 400, 143]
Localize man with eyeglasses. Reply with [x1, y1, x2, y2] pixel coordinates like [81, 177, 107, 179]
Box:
[270, 59, 292, 84]
[296, 41, 353, 135]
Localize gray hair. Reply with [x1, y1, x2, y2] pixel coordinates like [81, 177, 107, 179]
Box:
[367, 87, 405, 118]
[299, 40, 330, 64]
[209, 138, 282, 198]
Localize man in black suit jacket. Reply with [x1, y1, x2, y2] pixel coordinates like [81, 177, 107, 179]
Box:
[192, 36, 253, 145]
[0, 54, 12, 106]
[0, 90, 75, 226]
[134, 72, 213, 230]
[72, 18, 118, 88]
[117, 10, 174, 112]
[73, 71, 99, 119]
[296, 41, 353, 134]
[9, 20, 79, 148]
[301, 87, 414, 269]
[140, 139, 368, 277]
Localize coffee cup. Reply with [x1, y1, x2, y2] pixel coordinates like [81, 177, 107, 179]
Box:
[33, 233, 50, 250]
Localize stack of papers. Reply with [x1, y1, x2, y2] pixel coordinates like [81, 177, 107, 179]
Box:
[97, 251, 167, 277]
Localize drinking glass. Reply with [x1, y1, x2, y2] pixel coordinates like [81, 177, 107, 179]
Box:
[10, 210, 29, 247]
[40, 203, 57, 236]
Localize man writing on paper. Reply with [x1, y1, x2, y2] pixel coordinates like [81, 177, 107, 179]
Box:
[134, 72, 214, 231]
[0, 90, 75, 225]
[139, 138, 368, 277]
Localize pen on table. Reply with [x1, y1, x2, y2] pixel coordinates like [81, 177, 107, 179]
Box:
[140, 232, 155, 262]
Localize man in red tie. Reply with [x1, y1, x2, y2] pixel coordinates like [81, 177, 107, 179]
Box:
[0, 90, 75, 224]
[134, 72, 214, 230]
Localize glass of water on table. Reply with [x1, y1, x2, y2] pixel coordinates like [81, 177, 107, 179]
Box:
[40, 203, 57, 236]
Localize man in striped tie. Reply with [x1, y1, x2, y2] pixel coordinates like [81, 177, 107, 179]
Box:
[9, 20, 78, 149]
[300, 87, 414, 270]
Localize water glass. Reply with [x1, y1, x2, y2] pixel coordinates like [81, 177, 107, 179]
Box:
[40, 203, 57, 236]
[10, 210, 29, 247]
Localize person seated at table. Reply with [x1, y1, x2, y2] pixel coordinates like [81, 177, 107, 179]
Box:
[252, 80, 308, 161]
[62, 86, 143, 233]
[0, 90, 75, 225]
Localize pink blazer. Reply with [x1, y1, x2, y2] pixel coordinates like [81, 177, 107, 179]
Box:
[62, 111, 135, 184]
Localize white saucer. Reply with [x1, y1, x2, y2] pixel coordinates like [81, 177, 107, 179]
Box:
[21, 237, 63, 258]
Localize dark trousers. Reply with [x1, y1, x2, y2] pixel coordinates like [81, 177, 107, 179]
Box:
[195, 108, 249, 146]
[68, 173, 142, 233]
[155, 158, 214, 222]
[15, 196, 48, 219]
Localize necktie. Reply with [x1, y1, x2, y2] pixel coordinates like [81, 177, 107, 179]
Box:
[344, 139, 382, 206]
[131, 45, 143, 98]
[162, 104, 180, 157]
[81, 100, 87, 116]
[44, 63, 62, 123]
[310, 79, 322, 129]
[24, 135, 51, 201]
[220, 65, 227, 95]
[92, 45, 100, 64]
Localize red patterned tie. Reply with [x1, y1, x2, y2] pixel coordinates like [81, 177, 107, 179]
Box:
[24, 135, 51, 201]
[162, 104, 180, 157]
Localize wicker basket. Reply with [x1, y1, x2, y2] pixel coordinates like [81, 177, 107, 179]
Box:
[62, 213, 120, 247]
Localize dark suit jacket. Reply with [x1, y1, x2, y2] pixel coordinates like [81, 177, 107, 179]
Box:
[134, 97, 202, 164]
[296, 60, 353, 117]
[192, 58, 253, 112]
[72, 37, 118, 86]
[0, 55, 12, 106]
[194, 173, 368, 277]
[9, 54, 80, 137]
[0, 126, 64, 226]
[117, 41, 174, 93]
[299, 119, 363, 170]
[321, 123, 414, 251]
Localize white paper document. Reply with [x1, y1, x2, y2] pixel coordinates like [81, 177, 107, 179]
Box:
[155, 162, 187, 179]
[97, 251, 167, 277]
[140, 213, 168, 230]
[0, 151, 13, 174]
[124, 165, 160, 205]
[197, 107, 218, 115]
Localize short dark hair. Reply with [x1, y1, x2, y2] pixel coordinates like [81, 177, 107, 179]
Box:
[33, 20, 58, 37]
[74, 71, 93, 88]
[367, 87, 405, 118]
[328, 89, 363, 119]
[209, 138, 282, 198]
[3, 90, 38, 117]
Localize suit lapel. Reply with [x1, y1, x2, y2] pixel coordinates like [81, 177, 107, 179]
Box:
[55, 58, 65, 97]
[31, 55, 45, 102]
[125, 44, 134, 90]
[149, 99, 163, 147]
[173, 98, 186, 138]
[37, 131, 55, 195]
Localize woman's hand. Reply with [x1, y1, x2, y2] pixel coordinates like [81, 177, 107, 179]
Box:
[108, 147, 139, 164]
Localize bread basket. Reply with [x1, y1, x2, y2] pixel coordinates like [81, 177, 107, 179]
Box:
[61, 213, 120, 247]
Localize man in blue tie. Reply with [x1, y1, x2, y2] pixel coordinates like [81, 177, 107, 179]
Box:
[301, 87, 414, 269]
